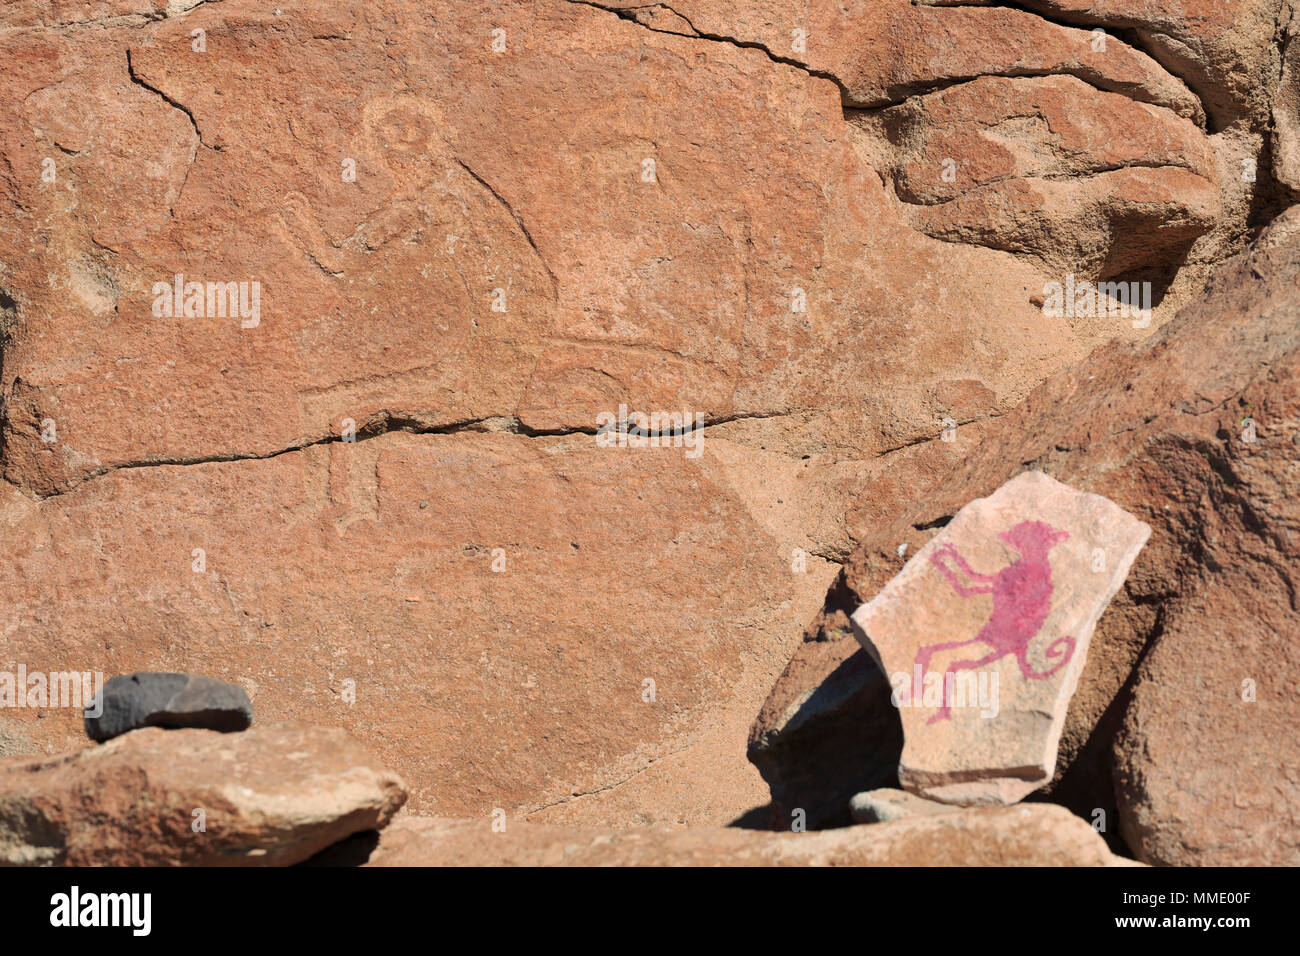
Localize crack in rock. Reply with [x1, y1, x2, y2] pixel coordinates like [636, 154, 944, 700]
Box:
[27, 410, 799, 500]
[562, 0, 855, 102]
[125, 47, 222, 152]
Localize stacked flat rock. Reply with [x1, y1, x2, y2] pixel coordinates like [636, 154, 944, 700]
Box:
[849, 788, 961, 824]
[850, 471, 1150, 806]
[85, 672, 253, 742]
[0, 724, 405, 866]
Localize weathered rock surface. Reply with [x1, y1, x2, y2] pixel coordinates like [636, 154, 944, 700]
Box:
[1276, 7, 1300, 192]
[85, 672, 253, 741]
[0, 0, 1124, 500]
[1108, 216, 1300, 866]
[849, 788, 961, 825]
[997, 0, 1286, 129]
[0, 0, 1188, 829]
[751, 208, 1300, 861]
[747, 630, 904, 829]
[856, 75, 1220, 279]
[363, 804, 1130, 866]
[0, 723, 406, 865]
[601, 0, 1281, 292]
[851, 471, 1149, 805]
[0, 431, 827, 823]
[0, 0, 1294, 846]
[617, 0, 1284, 129]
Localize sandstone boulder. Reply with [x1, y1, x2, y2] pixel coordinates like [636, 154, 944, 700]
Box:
[851, 472, 1149, 805]
[0, 0, 1292, 846]
[617, 0, 1282, 129]
[363, 804, 1130, 866]
[0, 723, 406, 865]
[751, 205, 1300, 860]
[599, 0, 1275, 297]
[746, 631, 903, 829]
[855, 75, 1220, 279]
[0, 0, 1168, 830]
[849, 788, 961, 825]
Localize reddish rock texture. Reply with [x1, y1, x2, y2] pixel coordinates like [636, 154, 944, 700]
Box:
[0, 431, 824, 822]
[605, 0, 1284, 129]
[0, 0, 1295, 862]
[750, 208, 1300, 862]
[0, 723, 406, 865]
[363, 803, 1131, 866]
[0, 0, 1190, 828]
[858, 74, 1221, 278]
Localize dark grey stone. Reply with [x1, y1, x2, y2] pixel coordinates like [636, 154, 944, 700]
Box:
[84, 672, 253, 742]
[746, 649, 903, 830]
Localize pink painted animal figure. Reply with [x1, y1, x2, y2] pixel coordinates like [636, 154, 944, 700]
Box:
[915, 520, 1076, 724]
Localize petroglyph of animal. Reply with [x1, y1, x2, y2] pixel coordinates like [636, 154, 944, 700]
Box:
[915, 520, 1077, 723]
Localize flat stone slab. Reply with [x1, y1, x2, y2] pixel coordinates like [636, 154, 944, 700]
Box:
[362, 804, 1132, 866]
[85, 672, 253, 742]
[850, 471, 1150, 805]
[849, 788, 962, 824]
[0, 724, 405, 865]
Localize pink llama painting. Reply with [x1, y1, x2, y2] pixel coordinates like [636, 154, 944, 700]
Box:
[916, 520, 1077, 723]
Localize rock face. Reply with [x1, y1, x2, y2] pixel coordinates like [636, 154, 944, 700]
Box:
[0, 430, 826, 824]
[364, 804, 1129, 866]
[0, 0, 1295, 858]
[85, 672, 253, 741]
[1106, 215, 1300, 866]
[1274, 5, 1300, 193]
[0, 724, 406, 865]
[751, 208, 1300, 862]
[0, 0, 1130, 501]
[857, 74, 1220, 279]
[851, 472, 1149, 805]
[601, 0, 1284, 294]
[1, 0, 1195, 829]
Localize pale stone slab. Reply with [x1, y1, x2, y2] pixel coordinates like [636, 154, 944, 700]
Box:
[850, 471, 1150, 805]
[849, 788, 961, 824]
[0, 724, 406, 866]
[365, 804, 1132, 866]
